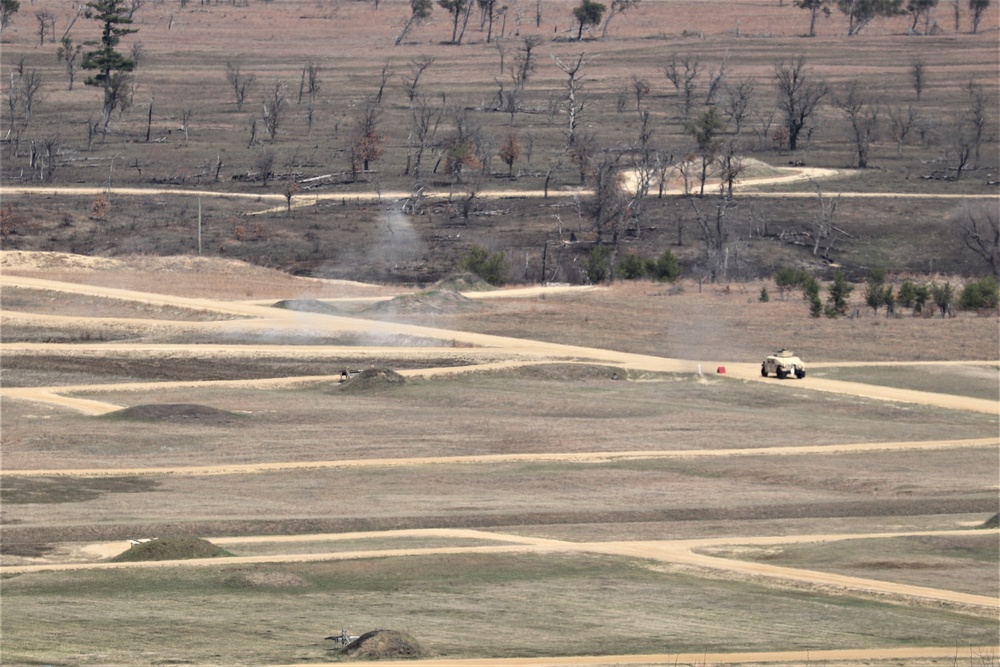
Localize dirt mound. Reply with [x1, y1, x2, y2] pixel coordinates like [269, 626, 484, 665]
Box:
[110, 537, 233, 562]
[103, 404, 238, 424]
[342, 629, 425, 660]
[223, 567, 309, 589]
[368, 289, 479, 315]
[336, 368, 407, 393]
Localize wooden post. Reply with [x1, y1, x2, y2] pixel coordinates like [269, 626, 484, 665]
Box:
[197, 196, 202, 256]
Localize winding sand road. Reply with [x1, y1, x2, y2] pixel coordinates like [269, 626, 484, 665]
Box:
[2, 262, 998, 666]
[3, 274, 997, 416]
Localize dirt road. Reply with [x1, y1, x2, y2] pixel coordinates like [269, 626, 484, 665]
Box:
[6, 165, 999, 208]
[7, 528, 997, 610]
[3, 274, 997, 416]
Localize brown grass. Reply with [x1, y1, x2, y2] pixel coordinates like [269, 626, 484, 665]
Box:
[0, 0, 997, 282]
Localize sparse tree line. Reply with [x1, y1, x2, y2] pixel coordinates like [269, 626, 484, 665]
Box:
[794, 0, 992, 35]
[767, 264, 999, 317]
[0, 0, 996, 288]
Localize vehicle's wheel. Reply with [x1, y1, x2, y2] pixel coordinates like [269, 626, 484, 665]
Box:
[776, 369, 788, 379]
[761, 364, 768, 377]
[795, 368, 806, 379]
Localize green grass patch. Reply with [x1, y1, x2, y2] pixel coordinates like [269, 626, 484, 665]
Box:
[2, 552, 996, 665]
[0, 476, 159, 505]
[809, 365, 1000, 402]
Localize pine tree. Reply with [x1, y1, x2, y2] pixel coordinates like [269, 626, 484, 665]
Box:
[82, 0, 137, 131]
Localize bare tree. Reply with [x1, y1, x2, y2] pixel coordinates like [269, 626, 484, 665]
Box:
[38, 134, 59, 181]
[180, 108, 193, 140]
[773, 56, 829, 150]
[949, 118, 975, 179]
[297, 62, 320, 104]
[130, 42, 144, 69]
[56, 37, 83, 90]
[631, 75, 650, 112]
[717, 137, 746, 198]
[835, 81, 879, 168]
[493, 36, 538, 120]
[663, 53, 699, 120]
[253, 147, 275, 187]
[226, 60, 256, 112]
[910, 58, 925, 100]
[688, 196, 735, 282]
[951, 201, 1000, 278]
[513, 35, 542, 91]
[374, 62, 393, 106]
[722, 77, 755, 135]
[887, 104, 918, 156]
[629, 109, 656, 235]
[554, 52, 593, 148]
[125, 0, 144, 20]
[590, 147, 630, 272]
[19, 68, 43, 124]
[810, 181, 842, 257]
[401, 56, 434, 105]
[262, 80, 286, 142]
[964, 80, 990, 167]
[751, 105, 777, 151]
[703, 53, 729, 105]
[35, 10, 54, 46]
[5, 71, 24, 143]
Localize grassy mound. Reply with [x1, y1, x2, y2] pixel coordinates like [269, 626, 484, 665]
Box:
[111, 537, 234, 562]
[223, 567, 309, 589]
[981, 513, 999, 529]
[343, 629, 425, 660]
[272, 299, 344, 315]
[368, 289, 478, 315]
[335, 368, 406, 393]
[431, 272, 493, 292]
[102, 404, 238, 424]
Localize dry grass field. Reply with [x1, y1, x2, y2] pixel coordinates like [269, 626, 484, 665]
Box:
[1, 0, 999, 664]
[0, 253, 998, 666]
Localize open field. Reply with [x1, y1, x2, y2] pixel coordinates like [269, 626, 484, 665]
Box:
[0, 252, 998, 665]
[1, 0, 999, 663]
